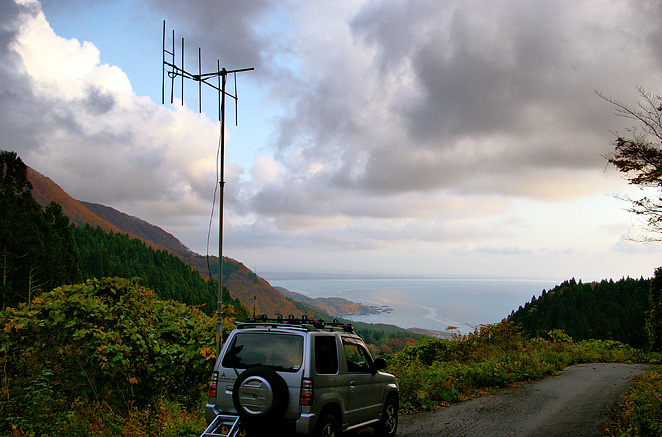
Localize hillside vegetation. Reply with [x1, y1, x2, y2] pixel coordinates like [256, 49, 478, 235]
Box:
[73, 224, 248, 319]
[2, 286, 660, 436]
[0, 278, 218, 436]
[508, 277, 650, 348]
[26, 161, 327, 318]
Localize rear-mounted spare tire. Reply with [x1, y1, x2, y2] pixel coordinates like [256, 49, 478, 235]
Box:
[232, 366, 289, 423]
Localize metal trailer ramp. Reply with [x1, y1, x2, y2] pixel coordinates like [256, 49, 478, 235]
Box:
[200, 414, 243, 437]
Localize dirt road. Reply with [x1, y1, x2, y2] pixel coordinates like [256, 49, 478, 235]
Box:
[395, 363, 647, 437]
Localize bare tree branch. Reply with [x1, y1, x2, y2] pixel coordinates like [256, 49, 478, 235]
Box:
[599, 88, 662, 241]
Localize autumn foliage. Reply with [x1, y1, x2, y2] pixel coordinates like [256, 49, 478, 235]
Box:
[0, 277, 222, 435]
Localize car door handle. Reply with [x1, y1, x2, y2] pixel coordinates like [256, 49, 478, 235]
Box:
[350, 380, 356, 391]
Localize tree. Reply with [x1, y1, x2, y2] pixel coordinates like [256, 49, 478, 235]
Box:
[0, 150, 41, 308]
[600, 88, 662, 351]
[0, 151, 80, 308]
[598, 88, 662, 240]
[648, 268, 662, 352]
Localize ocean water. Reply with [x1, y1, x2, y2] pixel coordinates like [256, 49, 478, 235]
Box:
[267, 278, 560, 334]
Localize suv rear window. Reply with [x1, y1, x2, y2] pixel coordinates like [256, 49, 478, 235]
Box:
[222, 332, 304, 372]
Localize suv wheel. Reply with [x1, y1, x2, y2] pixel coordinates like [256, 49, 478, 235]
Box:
[232, 366, 289, 423]
[315, 413, 339, 437]
[373, 397, 398, 437]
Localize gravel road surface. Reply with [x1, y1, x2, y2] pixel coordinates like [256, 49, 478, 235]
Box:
[392, 363, 647, 437]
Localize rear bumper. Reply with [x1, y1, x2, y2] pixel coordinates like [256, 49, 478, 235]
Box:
[295, 412, 316, 435]
[205, 405, 316, 436]
[204, 404, 222, 425]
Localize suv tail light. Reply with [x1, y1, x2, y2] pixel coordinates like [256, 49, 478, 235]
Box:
[208, 371, 219, 398]
[300, 377, 314, 406]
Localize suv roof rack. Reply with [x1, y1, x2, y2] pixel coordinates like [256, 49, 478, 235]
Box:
[238, 315, 355, 333]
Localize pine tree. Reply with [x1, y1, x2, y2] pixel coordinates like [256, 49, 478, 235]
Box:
[0, 151, 44, 307]
[44, 201, 81, 287]
[647, 267, 662, 352]
[0, 151, 80, 308]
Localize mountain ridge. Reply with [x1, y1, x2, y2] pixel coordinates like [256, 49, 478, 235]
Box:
[26, 164, 303, 316]
[28, 167, 175, 255]
[28, 167, 122, 234]
[25, 164, 373, 319]
[80, 201, 193, 258]
[276, 287, 386, 317]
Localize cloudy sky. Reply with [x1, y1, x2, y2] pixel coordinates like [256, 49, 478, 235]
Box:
[3, 0, 662, 281]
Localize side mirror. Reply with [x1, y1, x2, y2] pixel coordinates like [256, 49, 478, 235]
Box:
[374, 357, 387, 371]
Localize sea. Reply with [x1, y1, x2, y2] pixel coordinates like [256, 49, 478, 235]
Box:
[266, 277, 561, 334]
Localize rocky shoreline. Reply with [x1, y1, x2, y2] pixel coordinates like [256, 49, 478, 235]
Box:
[276, 286, 392, 318]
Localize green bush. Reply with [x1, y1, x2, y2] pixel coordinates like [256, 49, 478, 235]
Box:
[0, 277, 221, 435]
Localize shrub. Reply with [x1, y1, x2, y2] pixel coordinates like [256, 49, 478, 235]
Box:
[0, 277, 221, 435]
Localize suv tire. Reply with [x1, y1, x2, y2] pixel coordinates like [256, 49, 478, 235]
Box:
[314, 413, 339, 437]
[373, 396, 398, 437]
[232, 366, 289, 423]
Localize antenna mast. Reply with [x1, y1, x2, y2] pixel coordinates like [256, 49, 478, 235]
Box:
[162, 20, 254, 355]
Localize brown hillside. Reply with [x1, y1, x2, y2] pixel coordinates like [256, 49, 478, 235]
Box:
[80, 201, 193, 258]
[27, 167, 122, 233]
[27, 166, 173, 254]
[222, 258, 301, 317]
[25, 164, 307, 318]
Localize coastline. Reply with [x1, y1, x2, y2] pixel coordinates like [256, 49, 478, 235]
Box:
[268, 277, 561, 335]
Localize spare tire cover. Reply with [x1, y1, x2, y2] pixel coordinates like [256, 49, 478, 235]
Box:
[232, 366, 289, 423]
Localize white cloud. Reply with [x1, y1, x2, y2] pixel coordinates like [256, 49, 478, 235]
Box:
[8, 0, 222, 231]
[4, 0, 662, 281]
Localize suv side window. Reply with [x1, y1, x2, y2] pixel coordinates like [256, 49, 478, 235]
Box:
[342, 339, 373, 374]
[315, 336, 339, 375]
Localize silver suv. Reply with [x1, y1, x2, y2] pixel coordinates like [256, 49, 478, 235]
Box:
[201, 317, 399, 437]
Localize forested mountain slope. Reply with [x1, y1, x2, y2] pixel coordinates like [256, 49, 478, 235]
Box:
[508, 277, 649, 348]
[81, 201, 192, 257]
[25, 163, 308, 317]
[73, 224, 248, 317]
[28, 167, 175, 255]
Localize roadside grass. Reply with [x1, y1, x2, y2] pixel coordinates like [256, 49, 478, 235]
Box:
[388, 321, 651, 412]
[57, 398, 207, 437]
[604, 363, 662, 437]
[2, 397, 207, 437]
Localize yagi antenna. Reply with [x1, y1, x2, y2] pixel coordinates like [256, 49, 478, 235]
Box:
[162, 20, 254, 355]
[162, 20, 253, 121]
